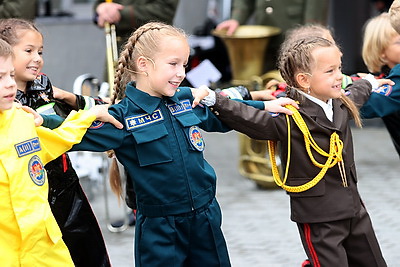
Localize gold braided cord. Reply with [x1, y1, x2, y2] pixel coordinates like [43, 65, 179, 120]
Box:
[267, 105, 346, 193]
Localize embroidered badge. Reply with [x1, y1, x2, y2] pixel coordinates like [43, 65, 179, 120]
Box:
[90, 120, 105, 129]
[189, 126, 204, 151]
[28, 155, 46, 186]
[15, 137, 41, 157]
[167, 99, 192, 115]
[269, 112, 280, 117]
[372, 84, 392, 96]
[125, 109, 164, 130]
[39, 91, 51, 102]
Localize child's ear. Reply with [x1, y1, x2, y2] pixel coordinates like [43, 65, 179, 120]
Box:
[137, 56, 148, 72]
[296, 72, 311, 90]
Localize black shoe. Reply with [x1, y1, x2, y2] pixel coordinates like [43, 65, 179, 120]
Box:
[110, 212, 136, 228]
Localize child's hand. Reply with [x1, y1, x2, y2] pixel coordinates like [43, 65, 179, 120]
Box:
[88, 105, 123, 129]
[18, 105, 44, 126]
[376, 78, 395, 87]
[250, 89, 277, 101]
[263, 97, 299, 115]
[191, 86, 210, 108]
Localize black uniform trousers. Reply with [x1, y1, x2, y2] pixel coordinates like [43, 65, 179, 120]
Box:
[297, 202, 386, 267]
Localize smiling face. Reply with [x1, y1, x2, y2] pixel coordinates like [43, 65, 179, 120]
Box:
[136, 36, 190, 98]
[307, 46, 343, 102]
[0, 55, 17, 111]
[11, 29, 43, 92]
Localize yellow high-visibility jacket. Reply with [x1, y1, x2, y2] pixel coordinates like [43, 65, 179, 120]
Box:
[0, 104, 96, 266]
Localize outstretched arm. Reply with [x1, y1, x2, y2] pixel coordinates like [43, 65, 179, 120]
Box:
[191, 86, 298, 114]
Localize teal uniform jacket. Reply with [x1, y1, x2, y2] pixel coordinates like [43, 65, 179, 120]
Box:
[44, 85, 264, 266]
[361, 64, 400, 118]
[72, 84, 254, 217]
[360, 64, 400, 158]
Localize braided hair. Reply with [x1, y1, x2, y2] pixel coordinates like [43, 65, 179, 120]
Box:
[0, 18, 41, 46]
[111, 21, 187, 103]
[108, 22, 187, 199]
[277, 36, 362, 127]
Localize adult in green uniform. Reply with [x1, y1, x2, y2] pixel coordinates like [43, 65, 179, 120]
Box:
[216, 0, 330, 71]
[93, 0, 180, 51]
[0, 0, 36, 20]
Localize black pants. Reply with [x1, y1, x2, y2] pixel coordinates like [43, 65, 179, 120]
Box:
[297, 203, 386, 267]
[47, 155, 111, 267]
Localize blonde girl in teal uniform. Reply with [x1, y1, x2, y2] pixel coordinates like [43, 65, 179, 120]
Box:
[69, 21, 297, 267]
[74, 21, 232, 267]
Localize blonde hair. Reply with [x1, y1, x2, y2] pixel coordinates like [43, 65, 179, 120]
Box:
[0, 38, 13, 58]
[362, 12, 398, 73]
[109, 22, 187, 200]
[285, 23, 335, 44]
[278, 36, 362, 127]
[389, 0, 400, 34]
[111, 21, 187, 103]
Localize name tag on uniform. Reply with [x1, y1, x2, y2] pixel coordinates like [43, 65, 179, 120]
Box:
[15, 137, 41, 157]
[167, 99, 192, 115]
[125, 109, 164, 130]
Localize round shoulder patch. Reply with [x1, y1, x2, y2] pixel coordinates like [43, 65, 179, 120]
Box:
[189, 126, 205, 151]
[90, 120, 105, 129]
[373, 84, 392, 96]
[28, 155, 46, 186]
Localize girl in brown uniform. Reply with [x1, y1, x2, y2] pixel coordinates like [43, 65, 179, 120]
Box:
[199, 36, 388, 266]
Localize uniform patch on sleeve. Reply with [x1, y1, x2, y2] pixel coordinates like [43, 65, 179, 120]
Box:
[372, 84, 392, 96]
[15, 137, 41, 157]
[125, 109, 164, 130]
[28, 155, 46, 186]
[167, 99, 192, 115]
[269, 112, 280, 117]
[189, 126, 204, 151]
[89, 121, 105, 129]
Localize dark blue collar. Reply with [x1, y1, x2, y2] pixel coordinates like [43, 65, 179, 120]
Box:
[125, 82, 181, 114]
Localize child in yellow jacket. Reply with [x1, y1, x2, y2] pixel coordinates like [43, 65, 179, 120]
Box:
[0, 39, 121, 266]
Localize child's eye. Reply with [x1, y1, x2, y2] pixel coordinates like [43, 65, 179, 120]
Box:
[183, 63, 189, 68]
[170, 62, 177, 66]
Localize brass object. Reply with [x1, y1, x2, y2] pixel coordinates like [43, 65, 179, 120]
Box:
[213, 25, 282, 189]
[212, 25, 281, 89]
[104, 21, 118, 97]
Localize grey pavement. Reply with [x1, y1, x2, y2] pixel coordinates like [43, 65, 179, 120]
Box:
[85, 125, 400, 267]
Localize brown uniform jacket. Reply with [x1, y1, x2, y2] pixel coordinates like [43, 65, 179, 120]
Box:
[211, 80, 372, 223]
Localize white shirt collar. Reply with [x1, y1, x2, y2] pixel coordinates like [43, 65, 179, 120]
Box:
[299, 91, 333, 122]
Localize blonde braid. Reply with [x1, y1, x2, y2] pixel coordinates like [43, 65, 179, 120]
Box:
[110, 22, 186, 199]
[112, 22, 179, 104]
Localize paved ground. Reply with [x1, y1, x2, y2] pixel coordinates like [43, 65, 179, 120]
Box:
[81, 125, 400, 267]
